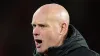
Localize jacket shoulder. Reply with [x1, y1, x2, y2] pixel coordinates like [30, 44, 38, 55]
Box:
[65, 47, 100, 56]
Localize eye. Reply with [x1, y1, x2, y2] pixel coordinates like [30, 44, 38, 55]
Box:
[32, 24, 36, 29]
[39, 24, 45, 27]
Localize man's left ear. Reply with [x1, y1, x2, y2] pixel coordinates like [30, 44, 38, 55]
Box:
[60, 23, 68, 35]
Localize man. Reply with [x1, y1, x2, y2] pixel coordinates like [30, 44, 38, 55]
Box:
[31, 3, 100, 56]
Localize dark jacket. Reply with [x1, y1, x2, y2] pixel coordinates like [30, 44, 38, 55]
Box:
[33, 25, 100, 56]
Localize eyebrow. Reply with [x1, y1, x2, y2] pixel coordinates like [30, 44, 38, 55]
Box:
[31, 23, 49, 27]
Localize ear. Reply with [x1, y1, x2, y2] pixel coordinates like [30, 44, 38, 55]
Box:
[60, 23, 68, 35]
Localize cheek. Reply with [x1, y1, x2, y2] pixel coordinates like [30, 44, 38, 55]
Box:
[41, 30, 54, 41]
[44, 30, 59, 44]
[41, 30, 56, 43]
[40, 28, 60, 46]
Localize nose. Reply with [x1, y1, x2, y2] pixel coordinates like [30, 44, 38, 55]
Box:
[33, 26, 40, 36]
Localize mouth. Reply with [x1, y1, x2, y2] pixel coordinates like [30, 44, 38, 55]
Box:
[36, 39, 42, 44]
[35, 39, 42, 48]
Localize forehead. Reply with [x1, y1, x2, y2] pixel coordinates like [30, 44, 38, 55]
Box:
[31, 13, 48, 25]
[31, 13, 59, 25]
[31, 7, 60, 25]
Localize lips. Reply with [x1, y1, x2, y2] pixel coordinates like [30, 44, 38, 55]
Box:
[34, 39, 42, 48]
[36, 39, 42, 43]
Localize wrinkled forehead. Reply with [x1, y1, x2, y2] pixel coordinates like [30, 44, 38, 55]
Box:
[31, 11, 60, 25]
[32, 13, 48, 24]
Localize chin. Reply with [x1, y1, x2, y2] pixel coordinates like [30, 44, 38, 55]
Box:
[37, 48, 47, 54]
[37, 49, 44, 53]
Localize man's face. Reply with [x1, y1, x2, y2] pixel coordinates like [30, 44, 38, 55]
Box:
[32, 12, 62, 53]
